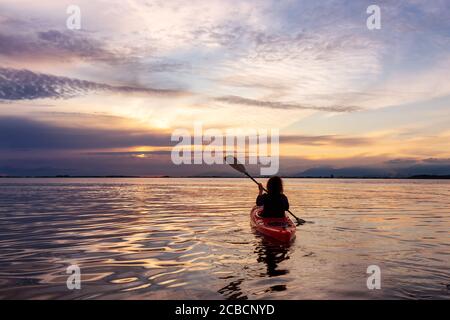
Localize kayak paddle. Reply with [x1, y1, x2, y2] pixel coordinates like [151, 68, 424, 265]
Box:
[224, 155, 306, 226]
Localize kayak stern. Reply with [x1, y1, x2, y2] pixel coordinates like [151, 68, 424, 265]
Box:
[250, 206, 296, 243]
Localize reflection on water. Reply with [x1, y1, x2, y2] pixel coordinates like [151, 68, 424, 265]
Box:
[0, 178, 449, 299]
[255, 239, 291, 278]
[218, 238, 291, 299]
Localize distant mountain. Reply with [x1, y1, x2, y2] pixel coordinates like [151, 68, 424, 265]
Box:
[295, 166, 391, 178]
[295, 164, 450, 178]
[2, 161, 449, 179]
[394, 164, 450, 177]
[408, 174, 450, 179]
[186, 171, 241, 178]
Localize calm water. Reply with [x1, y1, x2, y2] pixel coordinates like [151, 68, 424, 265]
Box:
[0, 178, 448, 300]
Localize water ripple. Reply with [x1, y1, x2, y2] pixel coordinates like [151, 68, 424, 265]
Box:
[0, 178, 449, 299]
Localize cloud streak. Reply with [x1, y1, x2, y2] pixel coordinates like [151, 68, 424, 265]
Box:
[0, 29, 117, 62]
[281, 134, 373, 146]
[0, 67, 186, 100]
[216, 95, 362, 113]
[0, 117, 172, 149]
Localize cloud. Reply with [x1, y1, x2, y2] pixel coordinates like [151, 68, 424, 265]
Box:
[420, 158, 450, 165]
[0, 67, 186, 100]
[0, 29, 116, 62]
[385, 158, 419, 166]
[37, 30, 116, 61]
[281, 134, 373, 146]
[0, 117, 172, 150]
[216, 95, 362, 112]
[84, 150, 172, 157]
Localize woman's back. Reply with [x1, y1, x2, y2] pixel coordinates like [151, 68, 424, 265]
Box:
[256, 193, 289, 218]
[255, 176, 289, 218]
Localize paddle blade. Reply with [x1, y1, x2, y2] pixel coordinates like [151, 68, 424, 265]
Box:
[224, 156, 247, 174]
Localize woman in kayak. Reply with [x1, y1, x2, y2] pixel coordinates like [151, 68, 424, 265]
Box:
[256, 176, 289, 218]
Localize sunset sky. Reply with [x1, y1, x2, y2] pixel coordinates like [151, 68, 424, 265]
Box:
[1, 0, 449, 176]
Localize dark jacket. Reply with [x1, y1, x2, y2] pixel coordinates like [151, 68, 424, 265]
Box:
[256, 193, 289, 218]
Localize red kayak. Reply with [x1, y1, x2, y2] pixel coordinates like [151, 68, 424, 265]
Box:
[250, 206, 296, 243]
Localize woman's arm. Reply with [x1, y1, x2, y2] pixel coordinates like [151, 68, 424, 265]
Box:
[256, 194, 265, 206]
[256, 184, 265, 206]
[283, 195, 290, 210]
[257, 183, 264, 196]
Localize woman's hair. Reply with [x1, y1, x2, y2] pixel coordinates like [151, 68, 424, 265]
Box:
[266, 176, 283, 195]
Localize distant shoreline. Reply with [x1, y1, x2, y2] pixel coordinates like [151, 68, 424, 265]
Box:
[1, 175, 449, 179]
